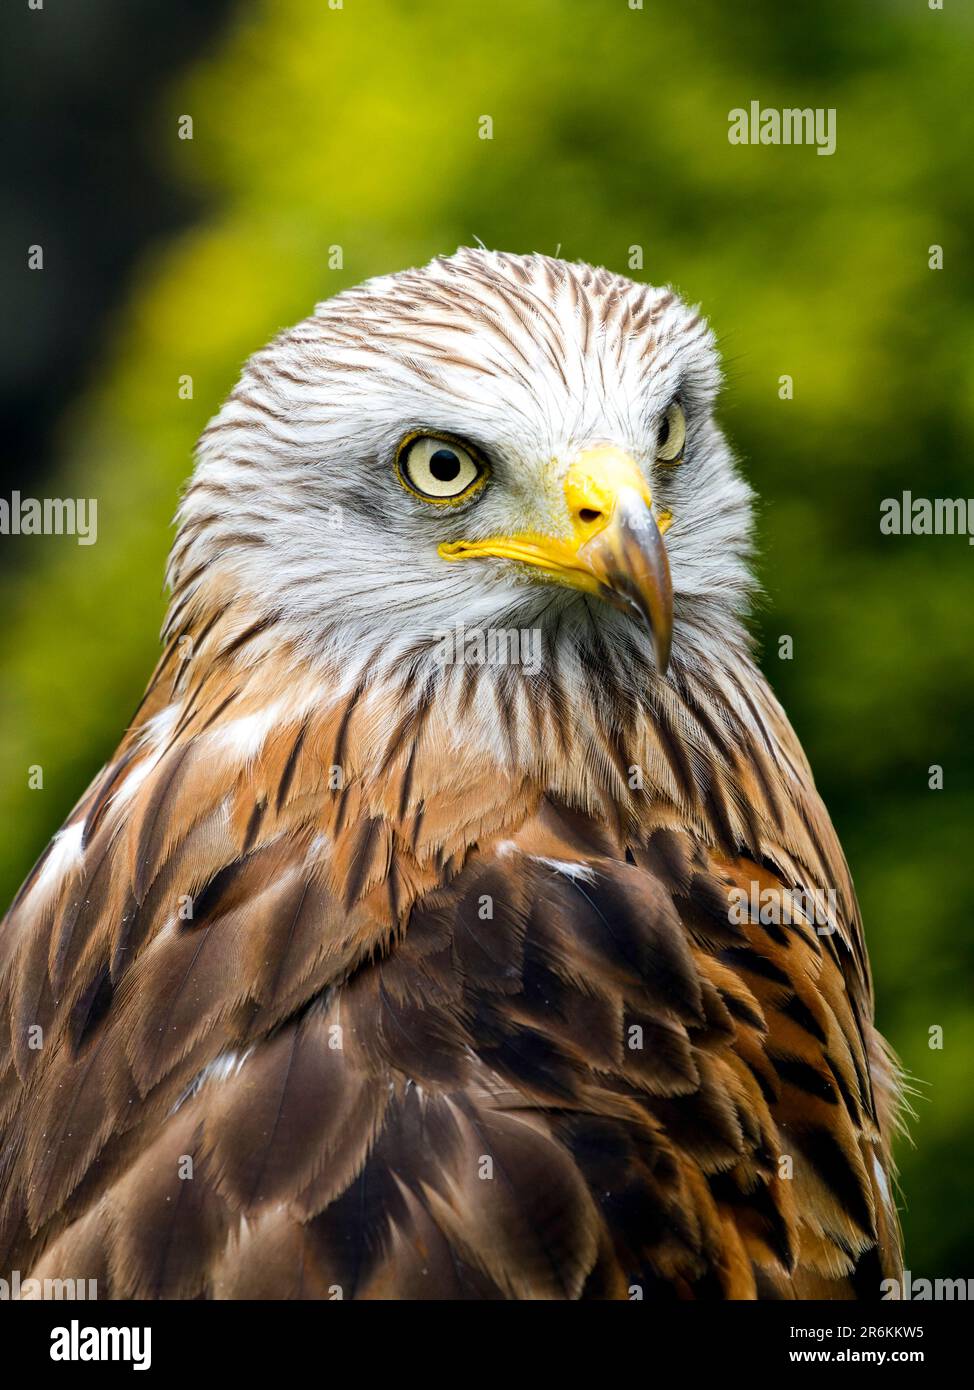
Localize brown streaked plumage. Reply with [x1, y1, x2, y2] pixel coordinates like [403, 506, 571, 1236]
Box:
[0, 250, 902, 1299]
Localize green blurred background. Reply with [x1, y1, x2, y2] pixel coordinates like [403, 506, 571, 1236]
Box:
[1, 0, 972, 1278]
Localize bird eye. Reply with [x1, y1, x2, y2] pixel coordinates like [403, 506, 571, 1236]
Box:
[396, 433, 486, 503]
[655, 401, 686, 463]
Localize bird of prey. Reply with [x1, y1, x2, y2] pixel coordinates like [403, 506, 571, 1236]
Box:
[0, 250, 902, 1300]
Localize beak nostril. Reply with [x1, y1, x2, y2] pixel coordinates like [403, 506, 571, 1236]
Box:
[578, 508, 602, 525]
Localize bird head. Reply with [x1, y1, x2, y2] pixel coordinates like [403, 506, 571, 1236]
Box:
[173, 249, 755, 696]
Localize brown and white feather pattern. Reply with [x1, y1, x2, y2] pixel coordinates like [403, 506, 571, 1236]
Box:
[0, 250, 901, 1298]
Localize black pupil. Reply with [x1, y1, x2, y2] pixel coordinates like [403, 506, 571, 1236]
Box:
[658, 416, 670, 446]
[429, 448, 462, 482]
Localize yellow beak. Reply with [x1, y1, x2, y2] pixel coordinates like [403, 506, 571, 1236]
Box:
[438, 445, 674, 673]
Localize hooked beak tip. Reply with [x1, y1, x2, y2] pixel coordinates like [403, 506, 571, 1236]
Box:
[579, 494, 674, 675]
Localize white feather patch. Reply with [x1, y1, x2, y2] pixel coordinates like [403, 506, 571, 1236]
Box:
[170, 1048, 254, 1116]
[873, 1153, 893, 1211]
[532, 856, 596, 883]
[207, 701, 287, 761]
[32, 820, 85, 900]
[111, 752, 160, 810]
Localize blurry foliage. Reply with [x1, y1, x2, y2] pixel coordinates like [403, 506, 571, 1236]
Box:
[0, 0, 236, 487]
[2, 0, 972, 1276]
